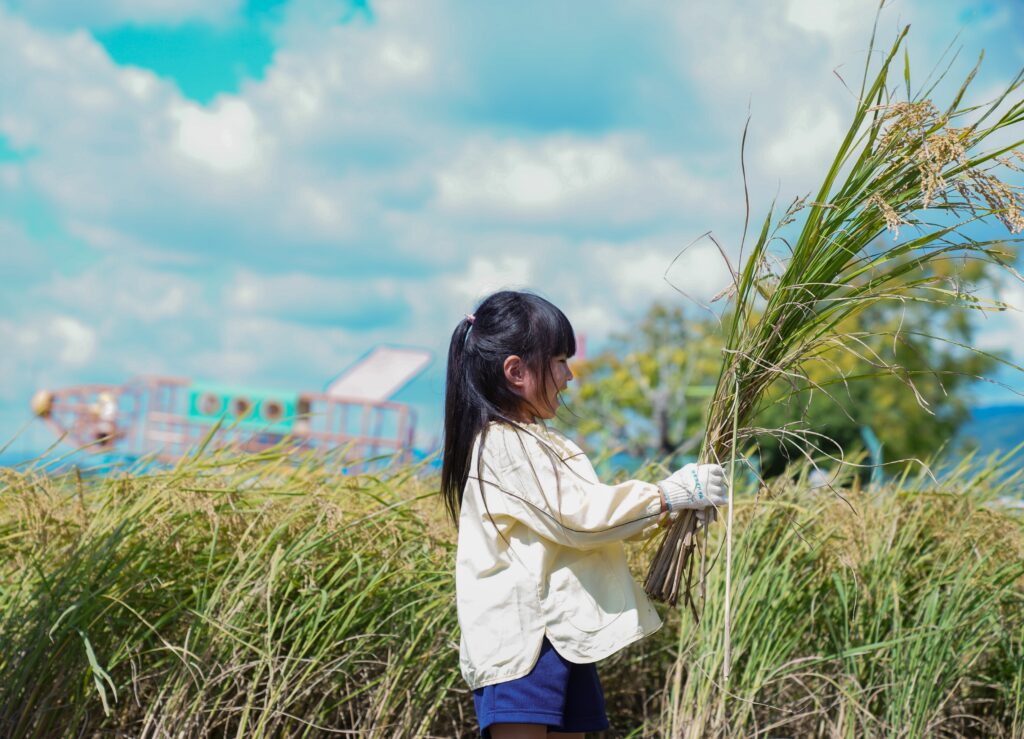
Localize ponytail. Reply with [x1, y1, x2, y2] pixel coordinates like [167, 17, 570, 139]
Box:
[440, 291, 576, 525]
[440, 317, 485, 524]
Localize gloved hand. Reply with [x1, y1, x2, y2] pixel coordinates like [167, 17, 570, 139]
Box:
[658, 463, 728, 519]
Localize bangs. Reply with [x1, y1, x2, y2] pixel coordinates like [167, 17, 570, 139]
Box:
[552, 309, 576, 358]
[530, 297, 576, 361]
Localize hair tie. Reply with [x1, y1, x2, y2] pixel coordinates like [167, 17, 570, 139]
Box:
[465, 313, 476, 324]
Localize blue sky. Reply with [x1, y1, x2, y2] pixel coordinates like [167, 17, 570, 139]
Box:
[1, 0, 1023, 455]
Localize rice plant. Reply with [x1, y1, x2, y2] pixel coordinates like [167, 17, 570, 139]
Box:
[645, 9, 1024, 627]
[643, 451, 1024, 738]
[0, 449, 466, 738]
[0, 445, 1021, 735]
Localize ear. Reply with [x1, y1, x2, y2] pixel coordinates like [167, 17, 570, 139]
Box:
[503, 355, 527, 390]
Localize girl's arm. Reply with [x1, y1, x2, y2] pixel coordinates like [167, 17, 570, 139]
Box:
[476, 438, 668, 549]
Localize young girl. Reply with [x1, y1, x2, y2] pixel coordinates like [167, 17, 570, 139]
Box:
[441, 290, 727, 738]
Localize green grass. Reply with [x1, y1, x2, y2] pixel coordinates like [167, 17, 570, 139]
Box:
[0, 447, 1021, 737]
[654, 453, 1024, 738]
[0, 450, 464, 737]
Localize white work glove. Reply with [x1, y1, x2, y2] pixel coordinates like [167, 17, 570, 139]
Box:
[658, 463, 728, 521]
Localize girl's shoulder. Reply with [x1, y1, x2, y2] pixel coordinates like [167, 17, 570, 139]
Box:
[480, 420, 586, 469]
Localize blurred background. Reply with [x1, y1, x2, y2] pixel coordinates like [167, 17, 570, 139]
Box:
[1, 0, 1022, 469]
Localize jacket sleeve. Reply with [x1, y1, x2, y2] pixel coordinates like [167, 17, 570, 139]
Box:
[477, 427, 665, 550]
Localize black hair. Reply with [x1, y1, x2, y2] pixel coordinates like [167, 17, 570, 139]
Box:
[440, 290, 576, 525]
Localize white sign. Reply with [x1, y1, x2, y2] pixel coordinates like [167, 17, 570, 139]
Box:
[326, 346, 432, 401]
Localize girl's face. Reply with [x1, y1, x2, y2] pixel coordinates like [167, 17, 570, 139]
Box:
[506, 354, 573, 421]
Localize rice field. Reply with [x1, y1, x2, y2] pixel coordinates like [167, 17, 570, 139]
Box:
[1, 446, 1021, 737]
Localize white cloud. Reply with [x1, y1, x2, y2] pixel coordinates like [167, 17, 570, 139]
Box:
[0, 5, 449, 266]
[662, 0, 884, 202]
[0, 312, 99, 375]
[377, 39, 432, 80]
[564, 303, 623, 349]
[1001, 284, 1024, 311]
[51, 316, 97, 365]
[420, 233, 734, 349]
[785, 0, 871, 42]
[591, 238, 732, 306]
[120, 67, 160, 101]
[67, 221, 203, 265]
[278, 184, 354, 240]
[173, 98, 263, 173]
[763, 104, 846, 178]
[436, 134, 725, 225]
[39, 260, 207, 325]
[448, 256, 534, 304]
[438, 137, 626, 211]
[224, 270, 406, 326]
[188, 315, 363, 386]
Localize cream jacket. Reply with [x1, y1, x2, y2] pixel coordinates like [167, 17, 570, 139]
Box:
[456, 421, 665, 690]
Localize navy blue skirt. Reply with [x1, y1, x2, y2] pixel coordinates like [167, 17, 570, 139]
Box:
[472, 637, 609, 736]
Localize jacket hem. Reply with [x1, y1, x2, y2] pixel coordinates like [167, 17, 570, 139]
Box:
[462, 622, 662, 690]
[545, 621, 663, 665]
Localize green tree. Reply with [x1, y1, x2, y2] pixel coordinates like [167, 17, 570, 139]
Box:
[558, 304, 721, 462]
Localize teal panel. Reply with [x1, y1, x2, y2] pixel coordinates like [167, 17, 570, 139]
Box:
[187, 384, 298, 432]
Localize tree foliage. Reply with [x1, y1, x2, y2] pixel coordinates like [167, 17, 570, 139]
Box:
[752, 247, 1015, 477]
[559, 304, 720, 463]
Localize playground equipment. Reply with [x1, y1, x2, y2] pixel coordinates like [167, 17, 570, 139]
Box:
[30, 345, 431, 464]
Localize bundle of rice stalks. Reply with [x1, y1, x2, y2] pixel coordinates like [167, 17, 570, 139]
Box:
[645, 14, 1024, 636]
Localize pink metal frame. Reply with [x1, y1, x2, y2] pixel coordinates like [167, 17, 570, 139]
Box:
[39, 375, 417, 465]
